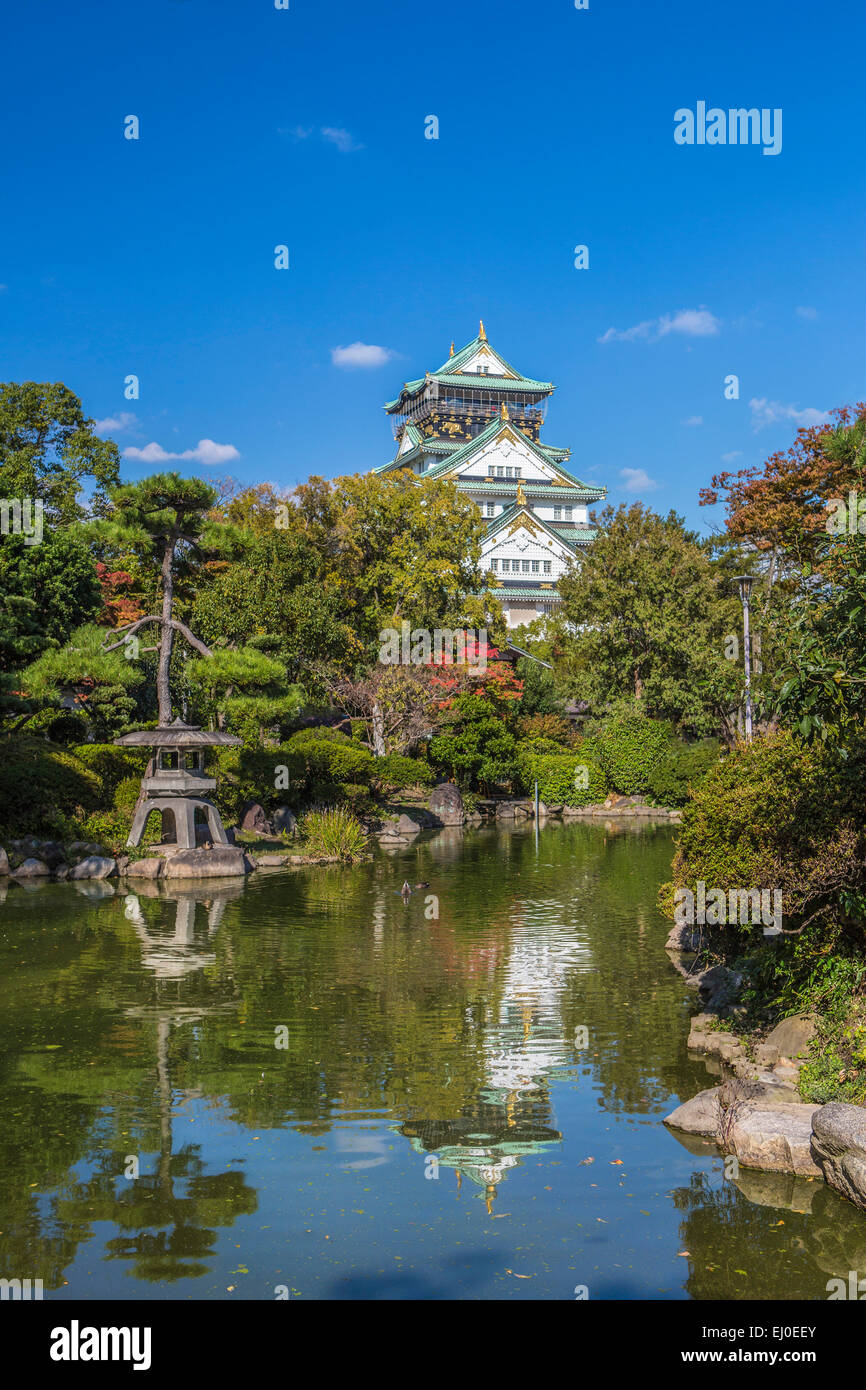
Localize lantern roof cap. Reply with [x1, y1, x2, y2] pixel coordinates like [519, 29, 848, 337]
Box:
[114, 718, 242, 748]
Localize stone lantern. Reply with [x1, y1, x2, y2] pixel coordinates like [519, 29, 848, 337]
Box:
[115, 718, 242, 851]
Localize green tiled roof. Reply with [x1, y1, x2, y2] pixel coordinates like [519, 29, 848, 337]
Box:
[384, 332, 554, 411]
[428, 371, 552, 393]
[489, 586, 564, 601]
[457, 479, 604, 499]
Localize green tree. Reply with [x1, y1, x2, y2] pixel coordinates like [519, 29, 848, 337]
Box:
[556, 503, 740, 737]
[0, 382, 120, 525]
[92, 473, 229, 723]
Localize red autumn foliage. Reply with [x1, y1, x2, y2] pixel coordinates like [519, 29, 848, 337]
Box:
[699, 404, 866, 568]
[95, 561, 143, 628]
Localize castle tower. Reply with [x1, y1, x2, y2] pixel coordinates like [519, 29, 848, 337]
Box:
[378, 323, 607, 628]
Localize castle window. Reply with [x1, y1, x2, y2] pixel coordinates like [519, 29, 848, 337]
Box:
[553, 506, 562, 521]
[496, 467, 504, 478]
[490, 559, 498, 571]
[543, 561, 552, 574]
[565, 506, 573, 521]
[505, 467, 513, 479]
[522, 560, 530, 573]
[532, 560, 539, 573]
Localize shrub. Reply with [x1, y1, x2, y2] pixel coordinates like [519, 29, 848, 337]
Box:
[301, 805, 369, 860]
[595, 715, 672, 795]
[662, 731, 866, 939]
[72, 743, 147, 795]
[285, 730, 374, 785]
[214, 746, 307, 821]
[0, 738, 104, 838]
[533, 752, 607, 806]
[646, 738, 721, 807]
[518, 713, 572, 743]
[369, 753, 433, 792]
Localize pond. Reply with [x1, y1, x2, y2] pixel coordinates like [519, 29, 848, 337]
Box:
[0, 820, 863, 1301]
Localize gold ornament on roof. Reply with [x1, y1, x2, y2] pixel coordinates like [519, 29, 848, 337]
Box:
[500, 401, 509, 420]
[450, 341, 455, 356]
[516, 481, 527, 506]
[479, 319, 488, 341]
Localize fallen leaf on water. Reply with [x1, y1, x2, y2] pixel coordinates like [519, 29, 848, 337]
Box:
[505, 1269, 532, 1278]
[579, 1157, 594, 1165]
[677, 1251, 690, 1257]
[610, 1159, 624, 1166]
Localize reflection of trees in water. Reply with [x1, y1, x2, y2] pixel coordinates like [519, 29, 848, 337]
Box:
[669, 1166, 866, 1300]
[0, 885, 253, 1289]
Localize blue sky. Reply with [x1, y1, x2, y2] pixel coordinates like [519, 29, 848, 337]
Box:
[1, 0, 864, 532]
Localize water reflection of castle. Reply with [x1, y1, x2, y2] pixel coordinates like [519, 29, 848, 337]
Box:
[401, 919, 590, 1210]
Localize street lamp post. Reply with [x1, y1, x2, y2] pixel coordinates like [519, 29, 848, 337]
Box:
[732, 575, 756, 742]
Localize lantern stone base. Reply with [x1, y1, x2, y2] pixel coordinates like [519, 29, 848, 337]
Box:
[127, 795, 230, 851]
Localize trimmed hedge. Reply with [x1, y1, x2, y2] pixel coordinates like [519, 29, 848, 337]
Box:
[646, 738, 721, 808]
[72, 744, 147, 795]
[595, 715, 672, 795]
[0, 738, 104, 838]
[369, 753, 433, 791]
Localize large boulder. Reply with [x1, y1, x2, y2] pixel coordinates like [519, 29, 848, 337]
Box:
[697, 964, 743, 1011]
[240, 802, 272, 836]
[163, 847, 253, 879]
[664, 1087, 721, 1137]
[761, 1013, 817, 1065]
[811, 1102, 866, 1212]
[727, 1103, 822, 1177]
[13, 857, 51, 878]
[428, 782, 464, 827]
[0, 847, 8, 876]
[70, 856, 117, 880]
[396, 813, 423, 836]
[124, 857, 165, 879]
[272, 806, 297, 835]
[665, 922, 703, 953]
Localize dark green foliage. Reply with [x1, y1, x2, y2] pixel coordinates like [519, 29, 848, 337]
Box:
[663, 731, 866, 938]
[526, 752, 607, 807]
[428, 692, 518, 790]
[646, 738, 721, 807]
[596, 714, 672, 795]
[0, 738, 103, 837]
[71, 743, 147, 795]
[369, 753, 433, 791]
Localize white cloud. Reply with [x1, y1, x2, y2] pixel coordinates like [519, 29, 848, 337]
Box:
[321, 126, 364, 153]
[599, 307, 720, 344]
[94, 411, 138, 436]
[279, 125, 363, 153]
[749, 398, 829, 433]
[722, 450, 743, 463]
[619, 467, 659, 493]
[682, 415, 703, 427]
[123, 438, 240, 465]
[796, 305, 818, 320]
[331, 342, 395, 369]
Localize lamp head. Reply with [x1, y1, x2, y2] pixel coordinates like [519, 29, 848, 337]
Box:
[732, 574, 755, 604]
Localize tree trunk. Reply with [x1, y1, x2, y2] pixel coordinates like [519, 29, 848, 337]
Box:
[156, 541, 175, 724]
[371, 700, 386, 756]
